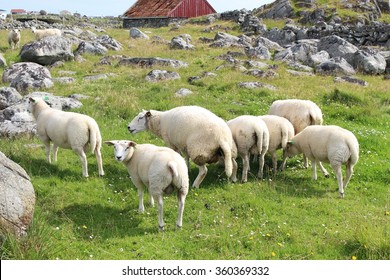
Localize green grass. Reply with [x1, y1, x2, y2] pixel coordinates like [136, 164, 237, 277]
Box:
[0, 20, 389, 260]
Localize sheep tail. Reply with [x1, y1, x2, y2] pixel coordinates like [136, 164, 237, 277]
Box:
[168, 161, 179, 178]
[220, 141, 233, 178]
[254, 126, 264, 156]
[88, 121, 99, 154]
[280, 129, 288, 149]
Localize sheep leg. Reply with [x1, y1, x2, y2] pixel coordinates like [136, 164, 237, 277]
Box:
[192, 165, 207, 188]
[176, 191, 186, 229]
[231, 157, 238, 183]
[136, 187, 145, 213]
[272, 151, 278, 174]
[303, 154, 309, 168]
[95, 148, 104, 177]
[156, 195, 164, 231]
[343, 162, 354, 191]
[149, 193, 155, 207]
[258, 153, 265, 179]
[318, 161, 329, 178]
[45, 143, 52, 163]
[53, 144, 59, 162]
[74, 147, 88, 177]
[242, 153, 250, 183]
[311, 160, 317, 180]
[331, 164, 344, 198]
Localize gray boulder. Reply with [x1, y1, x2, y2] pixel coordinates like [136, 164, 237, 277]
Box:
[0, 152, 35, 236]
[118, 57, 188, 68]
[170, 36, 195, 50]
[261, 0, 294, 19]
[145, 70, 181, 82]
[263, 27, 296, 47]
[175, 88, 194, 97]
[244, 46, 271, 60]
[20, 36, 74, 66]
[129, 28, 149, 39]
[0, 87, 22, 110]
[74, 41, 108, 56]
[238, 82, 277, 91]
[2, 62, 53, 94]
[353, 50, 386, 74]
[317, 35, 359, 65]
[315, 57, 356, 76]
[308, 50, 330, 67]
[95, 35, 123, 51]
[274, 42, 317, 64]
[254, 36, 285, 52]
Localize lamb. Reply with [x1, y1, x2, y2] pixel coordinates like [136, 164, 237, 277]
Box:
[28, 97, 104, 177]
[8, 29, 21, 50]
[105, 140, 189, 230]
[31, 26, 62, 40]
[227, 115, 269, 182]
[127, 106, 238, 188]
[285, 125, 359, 198]
[259, 115, 295, 173]
[268, 99, 323, 168]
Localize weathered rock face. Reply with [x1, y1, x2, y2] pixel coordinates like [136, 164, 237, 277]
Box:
[0, 53, 7, 67]
[129, 27, 149, 39]
[20, 36, 74, 66]
[2, 62, 53, 94]
[170, 36, 195, 50]
[118, 57, 188, 68]
[95, 35, 123, 51]
[353, 50, 386, 74]
[145, 69, 181, 82]
[74, 41, 108, 56]
[0, 87, 22, 110]
[261, 0, 294, 19]
[0, 152, 35, 236]
[317, 35, 359, 65]
[315, 57, 356, 76]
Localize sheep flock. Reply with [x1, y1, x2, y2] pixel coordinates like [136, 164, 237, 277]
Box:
[26, 97, 359, 230]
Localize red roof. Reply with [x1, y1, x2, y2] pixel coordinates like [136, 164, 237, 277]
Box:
[123, 0, 216, 18]
[11, 9, 27, 14]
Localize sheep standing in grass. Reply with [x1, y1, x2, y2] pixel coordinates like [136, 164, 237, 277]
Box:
[259, 115, 295, 173]
[8, 29, 21, 50]
[227, 115, 269, 182]
[105, 140, 189, 230]
[268, 99, 323, 168]
[28, 97, 104, 177]
[31, 26, 62, 40]
[285, 125, 359, 198]
[127, 106, 237, 188]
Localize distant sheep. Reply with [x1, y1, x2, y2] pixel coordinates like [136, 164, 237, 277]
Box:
[285, 125, 359, 197]
[227, 115, 269, 182]
[105, 140, 189, 230]
[8, 29, 21, 50]
[259, 115, 295, 173]
[31, 26, 62, 40]
[268, 99, 323, 168]
[28, 97, 104, 177]
[127, 106, 238, 188]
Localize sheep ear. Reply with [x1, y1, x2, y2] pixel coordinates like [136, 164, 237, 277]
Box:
[128, 141, 137, 148]
[29, 97, 37, 103]
[104, 141, 116, 146]
[145, 111, 152, 118]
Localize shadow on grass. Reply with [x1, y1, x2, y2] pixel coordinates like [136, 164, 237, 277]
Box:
[56, 203, 158, 239]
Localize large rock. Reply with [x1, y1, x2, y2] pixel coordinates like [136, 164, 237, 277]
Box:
[0, 53, 7, 67]
[118, 57, 188, 68]
[0, 87, 22, 110]
[129, 28, 149, 39]
[95, 35, 122, 51]
[0, 152, 35, 236]
[315, 57, 356, 76]
[353, 50, 386, 74]
[20, 36, 74, 66]
[2, 62, 53, 94]
[74, 41, 108, 56]
[170, 36, 195, 50]
[317, 35, 359, 65]
[145, 70, 181, 82]
[261, 0, 294, 19]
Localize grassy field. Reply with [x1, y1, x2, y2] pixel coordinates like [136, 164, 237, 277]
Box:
[0, 20, 389, 260]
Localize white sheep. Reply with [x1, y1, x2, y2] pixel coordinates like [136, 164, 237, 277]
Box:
[31, 26, 62, 40]
[227, 115, 269, 182]
[285, 125, 359, 197]
[28, 97, 104, 177]
[105, 140, 189, 230]
[8, 29, 21, 50]
[268, 99, 323, 168]
[127, 106, 238, 188]
[259, 115, 295, 173]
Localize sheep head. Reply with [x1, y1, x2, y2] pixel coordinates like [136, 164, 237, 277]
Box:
[127, 110, 151, 134]
[105, 140, 137, 162]
[285, 140, 301, 158]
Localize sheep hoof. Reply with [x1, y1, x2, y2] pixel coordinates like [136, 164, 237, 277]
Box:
[339, 192, 345, 198]
[325, 174, 330, 178]
[176, 224, 182, 230]
[159, 225, 165, 231]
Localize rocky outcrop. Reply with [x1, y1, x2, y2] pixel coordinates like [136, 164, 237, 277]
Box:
[0, 152, 35, 236]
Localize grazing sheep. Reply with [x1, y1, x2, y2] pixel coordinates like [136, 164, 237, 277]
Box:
[8, 29, 21, 50]
[127, 106, 238, 188]
[105, 140, 189, 230]
[268, 99, 323, 168]
[259, 115, 295, 173]
[285, 125, 359, 197]
[227, 115, 269, 182]
[28, 97, 104, 177]
[31, 26, 62, 40]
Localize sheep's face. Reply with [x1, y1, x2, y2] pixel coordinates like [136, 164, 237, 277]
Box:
[27, 97, 37, 113]
[105, 141, 136, 162]
[127, 110, 149, 134]
[285, 140, 300, 158]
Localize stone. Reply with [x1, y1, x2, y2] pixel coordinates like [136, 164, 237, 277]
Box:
[118, 57, 188, 68]
[0, 152, 35, 236]
[238, 82, 277, 91]
[334, 76, 368, 86]
[353, 50, 386, 74]
[175, 88, 194, 97]
[315, 57, 356, 76]
[317, 35, 359, 65]
[261, 0, 294, 19]
[19, 36, 74, 66]
[244, 46, 271, 60]
[129, 28, 149, 39]
[170, 36, 195, 50]
[74, 41, 108, 56]
[0, 87, 22, 110]
[95, 35, 123, 51]
[0, 53, 7, 67]
[145, 70, 181, 82]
